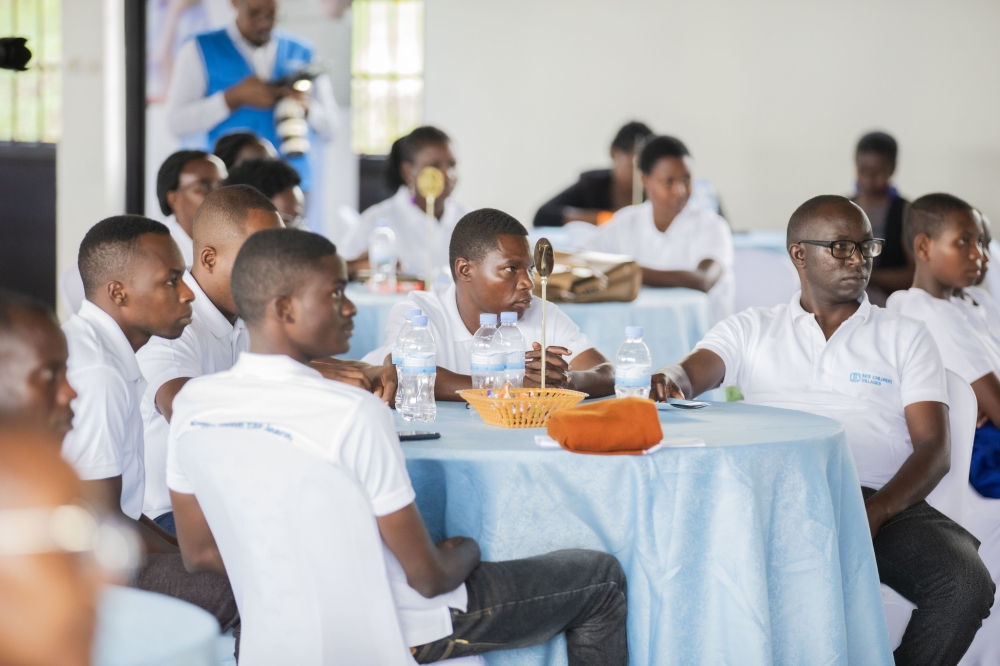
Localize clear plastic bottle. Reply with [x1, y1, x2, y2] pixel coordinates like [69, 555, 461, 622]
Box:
[400, 315, 437, 422]
[470, 313, 504, 389]
[497, 311, 526, 388]
[615, 326, 652, 399]
[393, 308, 422, 407]
[368, 220, 397, 293]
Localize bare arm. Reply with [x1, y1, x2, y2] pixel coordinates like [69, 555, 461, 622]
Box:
[971, 372, 1000, 429]
[81, 476, 178, 553]
[864, 401, 950, 538]
[434, 367, 474, 402]
[376, 503, 480, 599]
[523, 345, 615, 397]
[169, 490, 226, 574]
[641, 259, 723, 293]
[311, 358, 399, 405]
[561, 208, 602, 225]
[155, 377, 191, 423]
[651, 348, 728, 401]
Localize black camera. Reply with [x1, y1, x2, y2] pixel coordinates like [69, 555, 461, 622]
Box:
[0, 37, 32, 71]
[272, 64, 325, 158]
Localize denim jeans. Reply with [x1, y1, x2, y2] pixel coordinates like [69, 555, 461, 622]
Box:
[152, 511, 176, 536]
[862, 487, 995, 666]
[413, 549, 628, 665]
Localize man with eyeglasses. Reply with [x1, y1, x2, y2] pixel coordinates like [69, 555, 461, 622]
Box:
[651, 195, 994, 665]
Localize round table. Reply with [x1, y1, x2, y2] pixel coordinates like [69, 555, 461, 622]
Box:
[342, 284, 713, 369]
[399, 401, 893, 666]
[92, 585, 220, 666]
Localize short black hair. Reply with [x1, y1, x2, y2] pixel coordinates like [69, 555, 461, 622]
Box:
[0, 288, 56, 340]
[611, 121, 654, 154]
[231, 228, 338, 325]
[903, 193, 975, 253]
[787, 194, 861, 247]
[193, 185, 278, 246]
[639, 135, 690, 174]
[225, 158, 301, 199]
[856, 131, 898, 165]
[213, 132, 269, 170]
[78, 215, 170, 298]
[157, 150, 210, 216]
[448, 208, 528, 279]
[386, 126, 451, 191]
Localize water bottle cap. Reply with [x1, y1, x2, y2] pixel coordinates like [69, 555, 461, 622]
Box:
[411, 315, 428, 326]
[626, 326, 643, 338]
[500, 311, 518, 323]
[405, 309, 422, 319]
[479, 313, 498, 326]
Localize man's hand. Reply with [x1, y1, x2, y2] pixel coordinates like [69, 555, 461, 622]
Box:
[224, 76, 279, 110]
[865, 497, 890, 540]
[371, 364, 398, 407]
[310, 360, 372, 391]
[651, 372, 686, 401]
[524, 343, 571, 388]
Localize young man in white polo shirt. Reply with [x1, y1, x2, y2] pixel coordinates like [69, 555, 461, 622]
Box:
[651, 195, 994, 666]
[167, 229, 628, 664]
[366, 208, 616, 400]
[582, 135, 735, 322]
[62, 215, 239, 640]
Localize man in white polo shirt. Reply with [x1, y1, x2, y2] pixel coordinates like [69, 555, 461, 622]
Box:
[62, 215, 239, 642]
[366, 208, 615, 400]
[583, 135, 735, 322]
[651, 195, 993, 666]
[167, 229, 629, 663]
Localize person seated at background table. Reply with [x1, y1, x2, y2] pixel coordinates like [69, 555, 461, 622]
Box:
[886, 194, 1000, 498]
[224, 157, 306, 228]
[340, 126, 470, 281]
[365, 208, 616, 400]
[955, 212, 1000, 335]
[59, 150, 227, 315]
[851, 131, 913, 306]
[0, 424, 103, 666]
[213, 131, 278, 171]
[583, 135, 735, 322]
[651, 194, 994, 666]
[60, 216, 241, 644]
[533, 120, 654, 227]
[166, 228, 629, 664]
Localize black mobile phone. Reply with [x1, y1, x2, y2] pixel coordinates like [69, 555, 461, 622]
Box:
[398, 431, 441, 441]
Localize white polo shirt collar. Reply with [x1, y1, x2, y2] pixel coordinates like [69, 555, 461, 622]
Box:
[187, 274, 242, 342]
[77, 301, 142, 383]
[787, 291, 871, 327]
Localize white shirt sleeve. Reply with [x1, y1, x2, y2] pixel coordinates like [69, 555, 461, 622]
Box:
[694, 310, 756, 388]
[340, 211, 379, 261]
[136, 334, 204, 411]
[549, 306, 597, 364]
[61, 367, 134, 480]
[305, 74, 338, 141]
[338, 396, 416, 516]
[165, 38, 233, 137]
[697, 214, 735, 268]
[899, 322, 950, 407]
[582, 218, 627, 255]
[165, 381, 202, 494]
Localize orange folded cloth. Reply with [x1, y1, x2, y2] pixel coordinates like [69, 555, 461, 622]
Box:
[547, 398, 663, 455]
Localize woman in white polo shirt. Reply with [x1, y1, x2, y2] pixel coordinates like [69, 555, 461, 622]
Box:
[584, 135, 735, 322]
[341, 126, 470, 282]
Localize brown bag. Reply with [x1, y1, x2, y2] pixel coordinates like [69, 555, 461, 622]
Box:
[532, 250, 642, 303]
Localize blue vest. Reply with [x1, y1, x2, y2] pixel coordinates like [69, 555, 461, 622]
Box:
[196, 28, 315, 190]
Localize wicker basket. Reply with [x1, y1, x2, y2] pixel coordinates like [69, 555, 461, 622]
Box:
[457, 388, 588, 428]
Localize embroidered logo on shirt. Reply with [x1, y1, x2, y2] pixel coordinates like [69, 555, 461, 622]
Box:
[849, 372, 893, 387]
[190, 420, 292, 441]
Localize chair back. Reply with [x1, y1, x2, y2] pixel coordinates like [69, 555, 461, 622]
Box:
[733, 247, 800, 312]
[175, 427, 414, 666]
[924, 370, 978, 525]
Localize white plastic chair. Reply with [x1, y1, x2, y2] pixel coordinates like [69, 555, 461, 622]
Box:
[881, 370, 978, 649]
[733, 247, 800, 312]
[175, 428, 485, 666]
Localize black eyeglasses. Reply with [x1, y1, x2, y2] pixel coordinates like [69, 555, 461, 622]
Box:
[797, 239, 884, 259]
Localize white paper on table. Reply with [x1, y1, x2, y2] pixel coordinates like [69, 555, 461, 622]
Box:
[534, 436, 705, 452]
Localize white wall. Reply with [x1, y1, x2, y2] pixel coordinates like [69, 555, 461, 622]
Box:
[57, 0, 126, 319]
[425, 0, 1000, 230]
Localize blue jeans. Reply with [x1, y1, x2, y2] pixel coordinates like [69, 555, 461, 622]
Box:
[971, 422, 1000, 498]
[413, 549, 628, 665]
[153, 511, 176, 536]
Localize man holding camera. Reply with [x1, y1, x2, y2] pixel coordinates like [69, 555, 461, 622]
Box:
[165, 0, 336, 193]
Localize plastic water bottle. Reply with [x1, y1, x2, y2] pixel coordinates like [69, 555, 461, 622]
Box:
[615, 326, 652, 399]
[368, 220, 397, 293]
[393, 308, 422, 407]
[497, 311, 526, 388]
[400, 316, 436, 422]
[470, 314, 504, 389]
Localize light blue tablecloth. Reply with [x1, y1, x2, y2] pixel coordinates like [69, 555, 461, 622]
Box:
[399, 401, 893, 666]
[342, 284, 713, 369]
[93, 585, 219, 666]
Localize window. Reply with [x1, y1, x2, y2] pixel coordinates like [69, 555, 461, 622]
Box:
[0, 0, 60, 143]
[350, 0, 423, 155]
